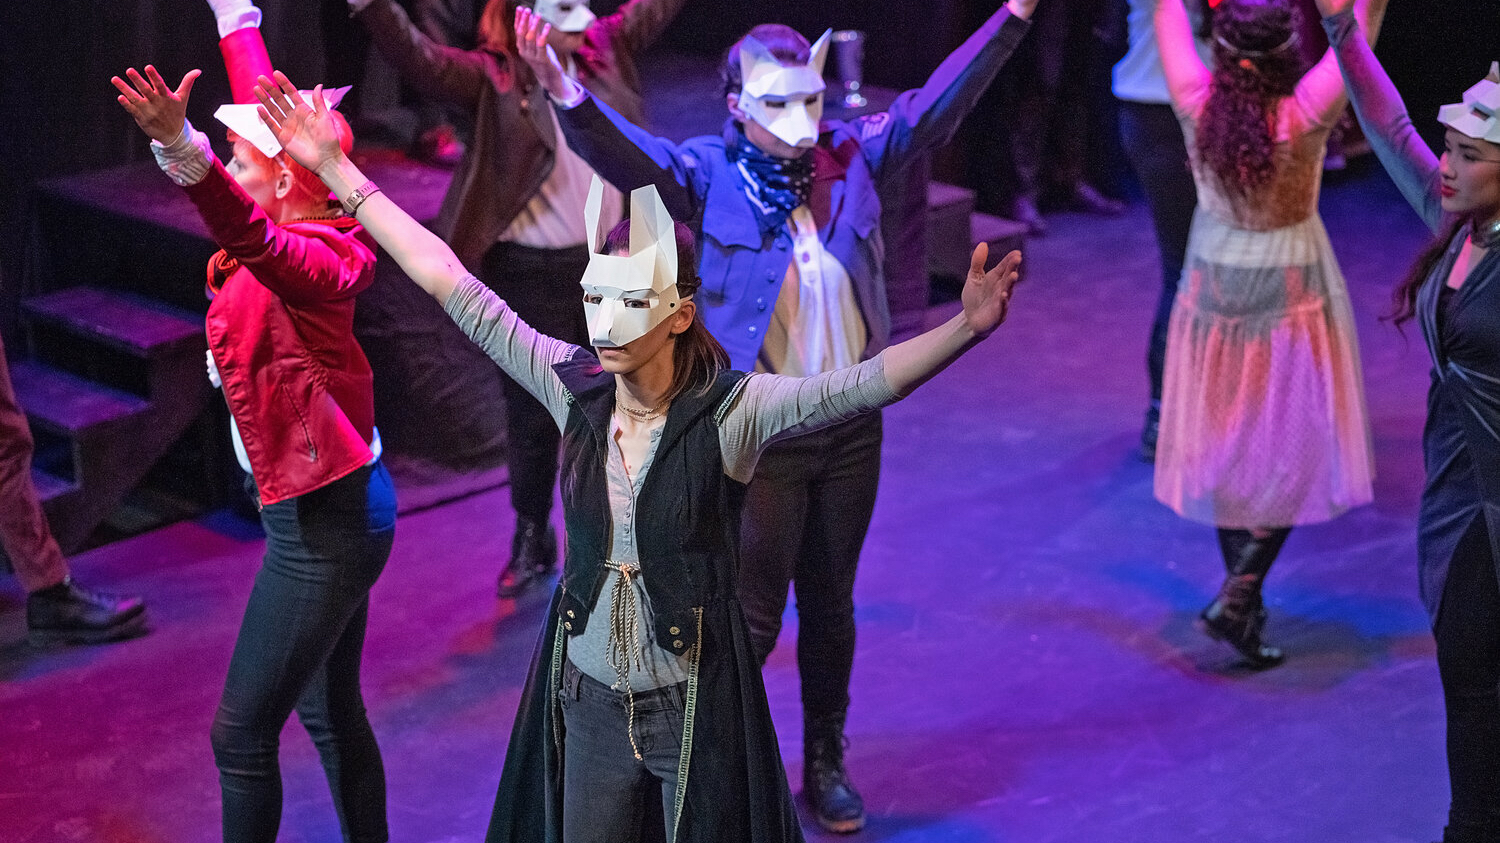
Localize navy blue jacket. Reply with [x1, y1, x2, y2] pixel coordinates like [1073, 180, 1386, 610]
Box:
[556, 7, 1031, 371]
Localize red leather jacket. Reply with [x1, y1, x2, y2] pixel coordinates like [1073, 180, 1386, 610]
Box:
[183, 160, 378, 506]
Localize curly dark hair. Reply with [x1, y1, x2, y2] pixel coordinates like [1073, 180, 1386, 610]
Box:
[1197, 0, 1306, 203]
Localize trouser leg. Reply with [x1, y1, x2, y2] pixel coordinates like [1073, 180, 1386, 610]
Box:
[1435, 516, 1500, 831]
[0, 344, 68, 591]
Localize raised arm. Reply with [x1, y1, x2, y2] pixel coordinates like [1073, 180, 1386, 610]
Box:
[113, 65, 373, 306]
[1290, 0, 1388, 130]
[514, 9, 701, 219]
[719, 244, 1021, 479]
[254, 71, 468, 303]
[351, 0, 490, 109]
[859, 0, 1034, 179]
[1154, 0, 1211, 115]
[1319, 2, 1443, 232]
[205, 0, 273, 103]
[600, 0, 690, 56]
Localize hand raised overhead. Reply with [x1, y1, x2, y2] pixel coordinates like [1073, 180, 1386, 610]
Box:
[514, 7, 570, 101]
[253, 71, 342, 175]
[112, 65, 201, 145]
[961, 242, 1023, 340]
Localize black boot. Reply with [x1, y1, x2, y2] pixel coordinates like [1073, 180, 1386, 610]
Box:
[27, 577, 148, 646]
[1200, 528, 1291, 668]
[496, 517, 557, 598]
[1139, 402, 1161, 463]
[804, 714, 865, 833]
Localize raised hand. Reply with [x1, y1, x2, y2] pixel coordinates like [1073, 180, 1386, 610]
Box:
[961, 242, 1022, 339]
[112, 66, 201, 145]
[514, 7, 570, 101]
[1313, 0, 1355, 17]
[253, 71, 342, 175]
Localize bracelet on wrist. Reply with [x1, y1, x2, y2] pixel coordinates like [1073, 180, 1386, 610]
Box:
[341, 180, 382, 216]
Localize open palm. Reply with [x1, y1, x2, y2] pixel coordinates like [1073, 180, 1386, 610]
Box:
[961, 242, 1023, 339]
[254, 71, 341, 175]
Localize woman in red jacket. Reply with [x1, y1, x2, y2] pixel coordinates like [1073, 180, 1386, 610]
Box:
[112, 64, 397, 843]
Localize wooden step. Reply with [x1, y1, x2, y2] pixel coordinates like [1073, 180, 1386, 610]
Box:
[23, 287, 202, 359]
[9, 360, 150, 438]
[31, 467, 79, 504]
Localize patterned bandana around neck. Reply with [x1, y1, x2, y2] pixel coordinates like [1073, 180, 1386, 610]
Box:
[729, 128, 814, 234]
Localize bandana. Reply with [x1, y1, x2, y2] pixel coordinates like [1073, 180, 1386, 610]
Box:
[728, 127, 814, 235]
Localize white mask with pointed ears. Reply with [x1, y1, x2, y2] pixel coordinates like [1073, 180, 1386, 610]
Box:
[216, 86, 351, 158]
[534, 0, 595, 33]
[579, 177, 683, 348]
[736, 29, 830, 149]
[1440, 62, 1500, 144]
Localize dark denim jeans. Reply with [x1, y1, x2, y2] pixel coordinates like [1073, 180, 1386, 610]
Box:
[737, 411, 882, 721]
[1118, 99, 1196, 403]
[212, 462, 397, 843]
[559, 658, 685, 843]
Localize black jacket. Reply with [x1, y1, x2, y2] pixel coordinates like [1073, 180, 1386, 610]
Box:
[484, 352, 805, 843]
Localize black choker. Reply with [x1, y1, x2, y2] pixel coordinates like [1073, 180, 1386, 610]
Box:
[1471, 217, 1500, 250]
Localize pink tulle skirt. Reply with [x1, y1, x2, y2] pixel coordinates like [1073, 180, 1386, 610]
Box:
[1154, 210, 1375, 527]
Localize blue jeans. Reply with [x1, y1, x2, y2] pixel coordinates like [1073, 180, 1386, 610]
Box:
[559, 658, 686, 843]
[212, 463, 397, 843]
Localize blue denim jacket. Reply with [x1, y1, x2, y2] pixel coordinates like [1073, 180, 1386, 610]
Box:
[557, 7, 1031, 371]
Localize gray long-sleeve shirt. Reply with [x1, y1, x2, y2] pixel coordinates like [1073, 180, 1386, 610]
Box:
[444, 275, 899, 688]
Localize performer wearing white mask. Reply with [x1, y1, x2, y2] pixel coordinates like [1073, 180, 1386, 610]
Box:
[256, 69, 1023, 843]
[515, 0, 1038, 831]
[349, 0, 690, 600]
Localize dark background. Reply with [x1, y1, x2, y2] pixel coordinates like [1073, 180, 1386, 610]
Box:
[0, 0, 1486, 331]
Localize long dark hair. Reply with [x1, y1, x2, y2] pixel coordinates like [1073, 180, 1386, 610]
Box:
[602, 219, 730, 401]
[1197, 0, 1304, 203]
[1389, 219, 1463, 327]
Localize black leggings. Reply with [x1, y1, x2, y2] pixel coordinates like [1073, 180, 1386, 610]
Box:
[1435, 515, 1500, 830]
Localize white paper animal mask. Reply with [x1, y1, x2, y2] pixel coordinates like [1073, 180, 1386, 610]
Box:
[534, 0, 595, 33]
[736, 29, 831, 149]
[1440, 62, 1500, 144]
[579, 177, 682, 348]
[216, 86, 350, 158]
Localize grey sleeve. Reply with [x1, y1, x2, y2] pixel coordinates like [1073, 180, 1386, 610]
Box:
[718, 354, 901, 482]
[443, 274, 576, 428]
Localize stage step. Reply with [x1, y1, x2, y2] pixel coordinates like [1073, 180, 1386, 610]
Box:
[31, 467, 80, 504]
[23, 286, 202, 359]
[926, 182, 1028, 282]
[9, 360, 149, 439]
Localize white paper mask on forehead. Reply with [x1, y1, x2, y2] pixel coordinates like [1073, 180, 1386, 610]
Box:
[534, 0, 595, 33]
[1439, 62, 1500, 144]
[215, 86, 351, 158]
[737, 29, 831, 149]
[579, 177, 682, 348]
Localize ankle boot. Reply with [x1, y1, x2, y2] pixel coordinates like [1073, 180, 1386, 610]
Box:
[1200, 573, 1284, 668]
[496, 517, 557, 598]
[804, 715, 865, 833]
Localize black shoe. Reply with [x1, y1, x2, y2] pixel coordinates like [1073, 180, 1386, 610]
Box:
[496, 518, 557, 598]
[1199, 575, 1284, 669]
[804, 716, 866, 834]
[1139, 403, 1160, 463]
[27, 577, 148, 646]
[1009, 196, 1048, 237]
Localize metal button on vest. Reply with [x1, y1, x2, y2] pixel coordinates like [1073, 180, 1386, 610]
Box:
[669, 626, 680, 635]
[672, 639, 684, 649]
[564, 621, 573, 631]
[566, 609, 575, 618]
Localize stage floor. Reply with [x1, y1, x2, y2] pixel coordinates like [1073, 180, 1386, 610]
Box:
[0, 160, 1442, 843]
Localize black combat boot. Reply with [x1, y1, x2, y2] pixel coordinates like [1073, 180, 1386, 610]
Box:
[27, 577, 148, 646]
[804, 714, 865, 833]
[496, 517, 557, 598]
